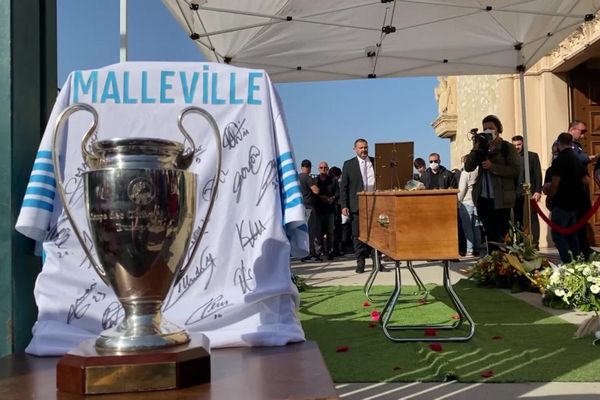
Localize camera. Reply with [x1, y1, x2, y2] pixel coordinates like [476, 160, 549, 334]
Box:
[469, 128, 494, 152]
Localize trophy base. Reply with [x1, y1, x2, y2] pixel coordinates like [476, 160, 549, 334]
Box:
[95, 318, 191, 351]
[56, 333, 211, 395]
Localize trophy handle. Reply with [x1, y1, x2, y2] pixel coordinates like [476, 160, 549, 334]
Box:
[75, 104, 101, 169]
[51, 103, 110, 286]
[175, 106, 222, 285]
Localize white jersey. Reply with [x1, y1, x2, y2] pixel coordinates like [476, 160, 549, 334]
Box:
[15, 62, 308, 355]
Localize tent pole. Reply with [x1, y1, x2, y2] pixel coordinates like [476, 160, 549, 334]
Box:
[519, 69, 533, 242]
[120, 0, 128, 62]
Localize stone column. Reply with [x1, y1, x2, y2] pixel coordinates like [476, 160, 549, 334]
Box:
[497, 74, 516, 137]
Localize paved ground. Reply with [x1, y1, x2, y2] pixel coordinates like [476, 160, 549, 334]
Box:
[291, 249, 600, 399]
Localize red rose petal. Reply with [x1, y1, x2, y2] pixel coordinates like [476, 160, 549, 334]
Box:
[492, 335, 502, 340]
[363, 301, 371, 307]
[371, 310, 380, 321]
[368, 321, 377, 328]
[393, 366, 402, 371]
[451, 314, 461, 320]
[418, 298, 428, 304]
[424, 328, 437, 336]
[335, 345, 350, 352]
[428, 343, 443, 352]
[481, 370, 494, 378]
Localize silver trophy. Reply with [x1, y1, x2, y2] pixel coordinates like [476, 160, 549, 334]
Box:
[51, 103, 221, 352]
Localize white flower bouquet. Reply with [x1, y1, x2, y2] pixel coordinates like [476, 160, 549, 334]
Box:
[544, 257, 600, 313]
[542, 255, 600, 341]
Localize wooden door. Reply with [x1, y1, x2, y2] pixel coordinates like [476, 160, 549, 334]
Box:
[571, 66, 600, 245]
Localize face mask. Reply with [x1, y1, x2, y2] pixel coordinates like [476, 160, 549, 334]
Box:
[483, 129, 498, 140]
[430, 162, 439, 171]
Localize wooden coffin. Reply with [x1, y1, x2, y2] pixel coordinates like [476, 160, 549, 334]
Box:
[358, 189, 459, 260]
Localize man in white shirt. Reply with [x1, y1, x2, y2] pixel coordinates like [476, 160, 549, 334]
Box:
[340, 138, 376, 273]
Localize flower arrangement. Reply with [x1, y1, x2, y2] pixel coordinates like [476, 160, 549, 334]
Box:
[469, 223, 549, 292]
[469, 250, 548, 292]
[541, 255, 600, 341]
[542, 255, 600, 313]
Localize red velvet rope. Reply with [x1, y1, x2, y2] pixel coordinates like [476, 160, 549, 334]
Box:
[530, 196, 600, 235]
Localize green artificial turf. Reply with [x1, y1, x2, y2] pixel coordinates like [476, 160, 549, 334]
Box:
[299, 279, 600, 383]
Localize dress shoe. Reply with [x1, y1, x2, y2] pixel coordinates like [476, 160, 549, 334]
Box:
[355, 261, 365, 273]
[313, 255, 323, 262]
[300, 256, 311, 262]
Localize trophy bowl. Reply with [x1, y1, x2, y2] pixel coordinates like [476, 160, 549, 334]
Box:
[52, 104, 221, 394]
[86, 164, 195, 350]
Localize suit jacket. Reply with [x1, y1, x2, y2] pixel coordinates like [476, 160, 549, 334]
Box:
[516, 151, 542, 196]
[340, 156, 374, 213]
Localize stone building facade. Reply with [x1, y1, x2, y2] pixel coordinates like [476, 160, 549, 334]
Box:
[432, 15, 600, 248]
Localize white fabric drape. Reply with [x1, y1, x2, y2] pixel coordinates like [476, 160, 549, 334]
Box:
[16, 61, 308, 355]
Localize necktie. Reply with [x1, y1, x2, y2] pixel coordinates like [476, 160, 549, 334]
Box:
[362, 160, 369, 190]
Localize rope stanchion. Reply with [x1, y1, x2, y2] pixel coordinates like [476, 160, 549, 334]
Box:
[531, 196, 600, 235]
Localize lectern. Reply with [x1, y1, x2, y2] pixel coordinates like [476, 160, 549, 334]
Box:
[358, 189, 475, 342]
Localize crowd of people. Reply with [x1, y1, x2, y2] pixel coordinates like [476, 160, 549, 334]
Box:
[298, 158, 353, 262]
[298, 115, 595, 273]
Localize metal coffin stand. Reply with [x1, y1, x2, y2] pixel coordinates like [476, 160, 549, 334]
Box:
[364, 256, 428, 302]
[358, 189, 475, 342]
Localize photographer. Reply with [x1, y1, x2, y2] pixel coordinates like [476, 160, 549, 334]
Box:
[464, 115, 520, 252]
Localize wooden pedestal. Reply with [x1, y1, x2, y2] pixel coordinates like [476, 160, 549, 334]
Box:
[358, 189, 459, 260]
[56, 334, 210, 395]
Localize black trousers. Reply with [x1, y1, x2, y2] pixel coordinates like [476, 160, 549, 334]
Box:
[477, 197, 511, 253]
[513, 195, 540, 248]
[316, 211, 335, 255]
[350, 212, 372, 267]
[578, 194, 592, 260]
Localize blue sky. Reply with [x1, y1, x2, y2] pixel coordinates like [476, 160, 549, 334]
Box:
[58, 0, 451, 171]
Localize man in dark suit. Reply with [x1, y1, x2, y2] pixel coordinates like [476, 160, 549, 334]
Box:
[340, 138, 375, 273]
[512, 135, 542, 248]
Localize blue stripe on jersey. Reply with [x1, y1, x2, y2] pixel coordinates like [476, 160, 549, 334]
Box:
[281, 174, 298, 188]
[26, 186, 56, 199]
[277, 152, 293, 165]
[32, 162, 54, 172]
[30, 175, 56, 186]
[285, 197, 302, 208]
[283, 184, 301, 198]
[37, 150, 52, 159]
[22, 198, 54, 212]
[279, 162, 295, 175]
[277, 151, 303, 211]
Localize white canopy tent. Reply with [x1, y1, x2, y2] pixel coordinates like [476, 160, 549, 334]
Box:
[161, 0, 600, 230]
[161, 0, 600, 81]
